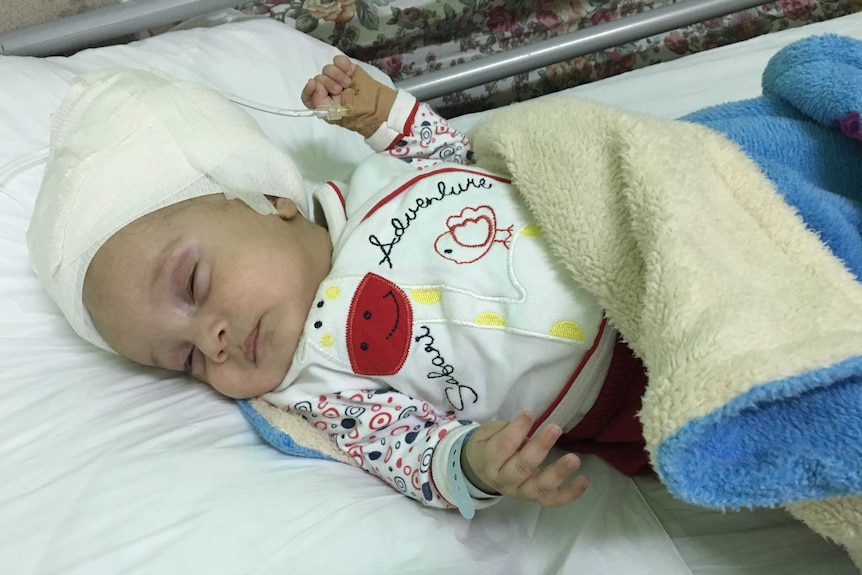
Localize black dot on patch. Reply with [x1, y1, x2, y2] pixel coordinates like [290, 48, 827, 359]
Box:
[314, 321, 322, 329]
[316, 300, 324, 308]
[360, 342, 369, 351]
[363, 310, 372, 320]
[445, 249, 452, 254]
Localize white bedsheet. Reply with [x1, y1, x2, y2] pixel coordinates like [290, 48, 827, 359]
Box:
[1, 13, 859, 575]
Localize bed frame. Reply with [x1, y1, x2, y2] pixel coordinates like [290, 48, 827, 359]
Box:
[0, 0, 769, 99]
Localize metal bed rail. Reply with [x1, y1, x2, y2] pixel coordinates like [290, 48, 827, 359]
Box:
[0, 0, 237, 57]
[395, 0, 768, 100]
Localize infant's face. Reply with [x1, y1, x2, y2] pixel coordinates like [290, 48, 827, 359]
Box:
[83, 194, 332, 398]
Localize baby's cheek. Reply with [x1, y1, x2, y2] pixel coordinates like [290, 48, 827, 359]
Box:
[205, 366, 243, 399]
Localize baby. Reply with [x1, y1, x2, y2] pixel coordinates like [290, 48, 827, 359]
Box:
[28, 58, 650, 517]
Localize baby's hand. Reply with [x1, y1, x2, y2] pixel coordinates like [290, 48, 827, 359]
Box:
[301, 55, 356, 110]
[462, 412, 589, 507]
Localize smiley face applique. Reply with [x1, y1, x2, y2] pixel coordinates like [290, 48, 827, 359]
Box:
[347, 273, 413, 376]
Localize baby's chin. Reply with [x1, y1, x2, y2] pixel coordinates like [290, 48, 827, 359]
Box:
[203, 370, 285, 400]
[257, 375, 285, 397]
[248, 362, 292, 398]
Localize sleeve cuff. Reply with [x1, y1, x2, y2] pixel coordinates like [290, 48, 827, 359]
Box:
[432, 424, 502, 518]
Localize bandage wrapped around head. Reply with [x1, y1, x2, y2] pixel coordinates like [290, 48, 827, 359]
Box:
[27, 68, 307, 353]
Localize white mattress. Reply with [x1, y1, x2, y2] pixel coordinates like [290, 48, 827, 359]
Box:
[1, 14, 859, 575]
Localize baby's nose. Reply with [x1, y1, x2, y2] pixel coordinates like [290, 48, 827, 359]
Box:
[196, 317, 228, 363]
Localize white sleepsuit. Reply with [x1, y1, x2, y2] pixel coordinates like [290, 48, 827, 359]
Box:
[264, 91, 616, 511]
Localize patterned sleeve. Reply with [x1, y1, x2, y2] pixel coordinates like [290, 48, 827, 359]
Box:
[288, 388, 496, 510]
[364, 90, 473, 166]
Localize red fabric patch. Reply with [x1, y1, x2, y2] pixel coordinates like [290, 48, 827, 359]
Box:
[347, 273, 413, 376]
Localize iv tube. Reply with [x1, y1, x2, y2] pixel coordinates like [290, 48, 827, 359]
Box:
[218, 92, 352, 121]
[0, 147, 49, 206]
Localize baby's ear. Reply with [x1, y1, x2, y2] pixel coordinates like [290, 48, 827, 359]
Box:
[271, 197, 299, 221]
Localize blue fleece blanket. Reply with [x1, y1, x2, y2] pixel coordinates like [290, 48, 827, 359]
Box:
[670, 34, 862, 507]
[684, 34, 862, 282]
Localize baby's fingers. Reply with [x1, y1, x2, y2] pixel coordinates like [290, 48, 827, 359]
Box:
[323, 57, 355, 88]
[301, 79, 332, 108]
[314, 73, 347, 98]
[537, 474, 590, 508]
[498, 421, 561, 486]
[300, 79, 318, 109]
[521, 453, 589, 507]
[331, 55, 356, 78]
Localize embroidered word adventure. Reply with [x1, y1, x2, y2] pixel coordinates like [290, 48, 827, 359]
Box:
[368, 175, 492, 268]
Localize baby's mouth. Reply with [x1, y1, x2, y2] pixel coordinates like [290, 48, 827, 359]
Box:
[242, 323, 259, 365]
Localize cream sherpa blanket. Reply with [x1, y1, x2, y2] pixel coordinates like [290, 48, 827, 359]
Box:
[242, 92, 862, 566]
[467, 95, 862, 568]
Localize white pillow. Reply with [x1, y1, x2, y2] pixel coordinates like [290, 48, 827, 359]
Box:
[0, 17, 392, 211]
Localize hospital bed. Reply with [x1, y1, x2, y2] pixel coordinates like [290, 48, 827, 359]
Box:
[0, 3, 860, 574]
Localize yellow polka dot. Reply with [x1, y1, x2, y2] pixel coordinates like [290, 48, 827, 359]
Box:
[549, 321, 585, 341]
[475, 312, 505, 327]
[324, 286, 341, 299]
[320, 333, 335, 347]
[520, 224, 543, 236]
[411, 288, 442, 304]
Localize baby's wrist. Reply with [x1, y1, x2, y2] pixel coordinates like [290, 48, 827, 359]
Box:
[460, 441, 500, 496]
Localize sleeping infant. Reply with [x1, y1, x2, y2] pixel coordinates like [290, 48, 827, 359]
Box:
[26, 57, 652, 517]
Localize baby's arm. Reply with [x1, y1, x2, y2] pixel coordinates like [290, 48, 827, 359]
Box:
[302, 57, 472, 164]
[462, 412, 590, 508]
[291, 386, 588, 512]
[287, 387, 492, 511]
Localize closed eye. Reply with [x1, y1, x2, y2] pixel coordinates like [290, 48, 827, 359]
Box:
[187, 263, 198, 302]
[183, 262, 199, 375]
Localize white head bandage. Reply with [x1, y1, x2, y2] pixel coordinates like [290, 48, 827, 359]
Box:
[26, 68, 307, 353]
